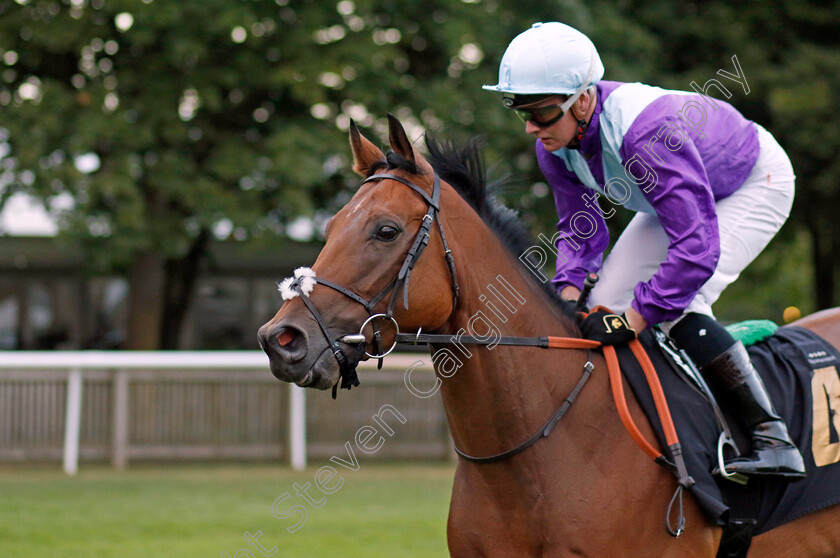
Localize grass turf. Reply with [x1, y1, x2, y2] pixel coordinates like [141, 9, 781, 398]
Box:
[0, 462, 455, 558]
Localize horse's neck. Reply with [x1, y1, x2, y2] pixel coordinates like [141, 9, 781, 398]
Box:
[435, 215, 587, 455]
[446, 245, 574, 340]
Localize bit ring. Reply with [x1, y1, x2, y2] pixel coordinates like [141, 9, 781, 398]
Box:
[358, 313, 399, 359]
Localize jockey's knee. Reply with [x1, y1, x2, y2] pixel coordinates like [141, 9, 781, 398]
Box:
[669, 312, 735, 368]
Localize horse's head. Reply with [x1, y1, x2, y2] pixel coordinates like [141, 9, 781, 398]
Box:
[258, 115, 458, 391]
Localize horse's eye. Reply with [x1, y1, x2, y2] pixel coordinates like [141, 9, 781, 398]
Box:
[374, 225, 400, 242]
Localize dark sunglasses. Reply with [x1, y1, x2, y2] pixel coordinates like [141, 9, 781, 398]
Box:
[513, 103, 567, 128]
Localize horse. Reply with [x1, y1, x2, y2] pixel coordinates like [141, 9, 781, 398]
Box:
[258, 114, 840, 557]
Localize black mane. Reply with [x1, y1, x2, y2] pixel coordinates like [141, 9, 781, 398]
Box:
[418, 132, 577, 321]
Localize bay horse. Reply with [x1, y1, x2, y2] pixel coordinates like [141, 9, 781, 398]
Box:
[258, 114, 840, 557]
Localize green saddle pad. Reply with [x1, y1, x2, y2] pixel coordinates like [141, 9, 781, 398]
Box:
[725, 319, 779, 346]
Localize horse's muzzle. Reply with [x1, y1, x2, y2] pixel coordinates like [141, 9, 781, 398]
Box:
[258, 321, 341, 390]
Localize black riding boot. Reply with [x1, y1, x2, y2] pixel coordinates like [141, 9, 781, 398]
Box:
[669, 313, 806, 480]
[701, 342, 806, 479]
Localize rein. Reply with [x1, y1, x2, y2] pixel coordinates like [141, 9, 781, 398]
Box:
[402, 329, 695, 537]
[399, 331, 683, 467]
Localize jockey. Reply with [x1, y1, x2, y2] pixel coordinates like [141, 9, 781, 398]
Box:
[484, 22, 805, 479]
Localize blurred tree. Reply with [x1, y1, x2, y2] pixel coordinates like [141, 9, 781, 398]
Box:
[1, 0, 354, 347]
[0, 0, 597, 348]
[600, 0, 840, 314]
[1, 0, 836, 349]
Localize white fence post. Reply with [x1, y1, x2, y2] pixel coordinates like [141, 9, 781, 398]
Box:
[289, 384, 306, 471]
[112, 370, 129, 469]
[63, 368, 83, 476]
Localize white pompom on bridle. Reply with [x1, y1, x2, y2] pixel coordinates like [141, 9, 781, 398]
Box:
[278, 267, 317, 300]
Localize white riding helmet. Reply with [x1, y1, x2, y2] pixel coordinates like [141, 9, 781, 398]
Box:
[483, 22, 604, 107]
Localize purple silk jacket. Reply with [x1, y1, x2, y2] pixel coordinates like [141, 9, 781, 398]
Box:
[537, 80, 759, 325]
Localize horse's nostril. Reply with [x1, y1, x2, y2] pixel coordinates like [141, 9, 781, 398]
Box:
[277, 328, 297, 347]
[265, 325, 306, 363]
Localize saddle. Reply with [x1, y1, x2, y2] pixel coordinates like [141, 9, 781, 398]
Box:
[621, 323, 840, 556]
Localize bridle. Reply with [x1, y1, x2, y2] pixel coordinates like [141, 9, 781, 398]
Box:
[278, 168, 602, 461]
[279, 170, 459, 398]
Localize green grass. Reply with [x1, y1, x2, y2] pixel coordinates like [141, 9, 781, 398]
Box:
[0, 462, 455, 558]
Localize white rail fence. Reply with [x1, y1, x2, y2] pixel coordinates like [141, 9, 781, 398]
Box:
[0, 352, 447, 475]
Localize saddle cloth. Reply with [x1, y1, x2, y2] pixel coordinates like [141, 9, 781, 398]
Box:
[616, 325, 840, 533]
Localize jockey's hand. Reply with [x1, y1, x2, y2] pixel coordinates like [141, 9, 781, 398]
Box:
[579, 310, 637, 345]
[560, 285, 581, 302]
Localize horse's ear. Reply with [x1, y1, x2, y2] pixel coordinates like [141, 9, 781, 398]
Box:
[387, 113, 433, 174]
[387, 113, 416, 165]
[349, 119, 385, 177]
